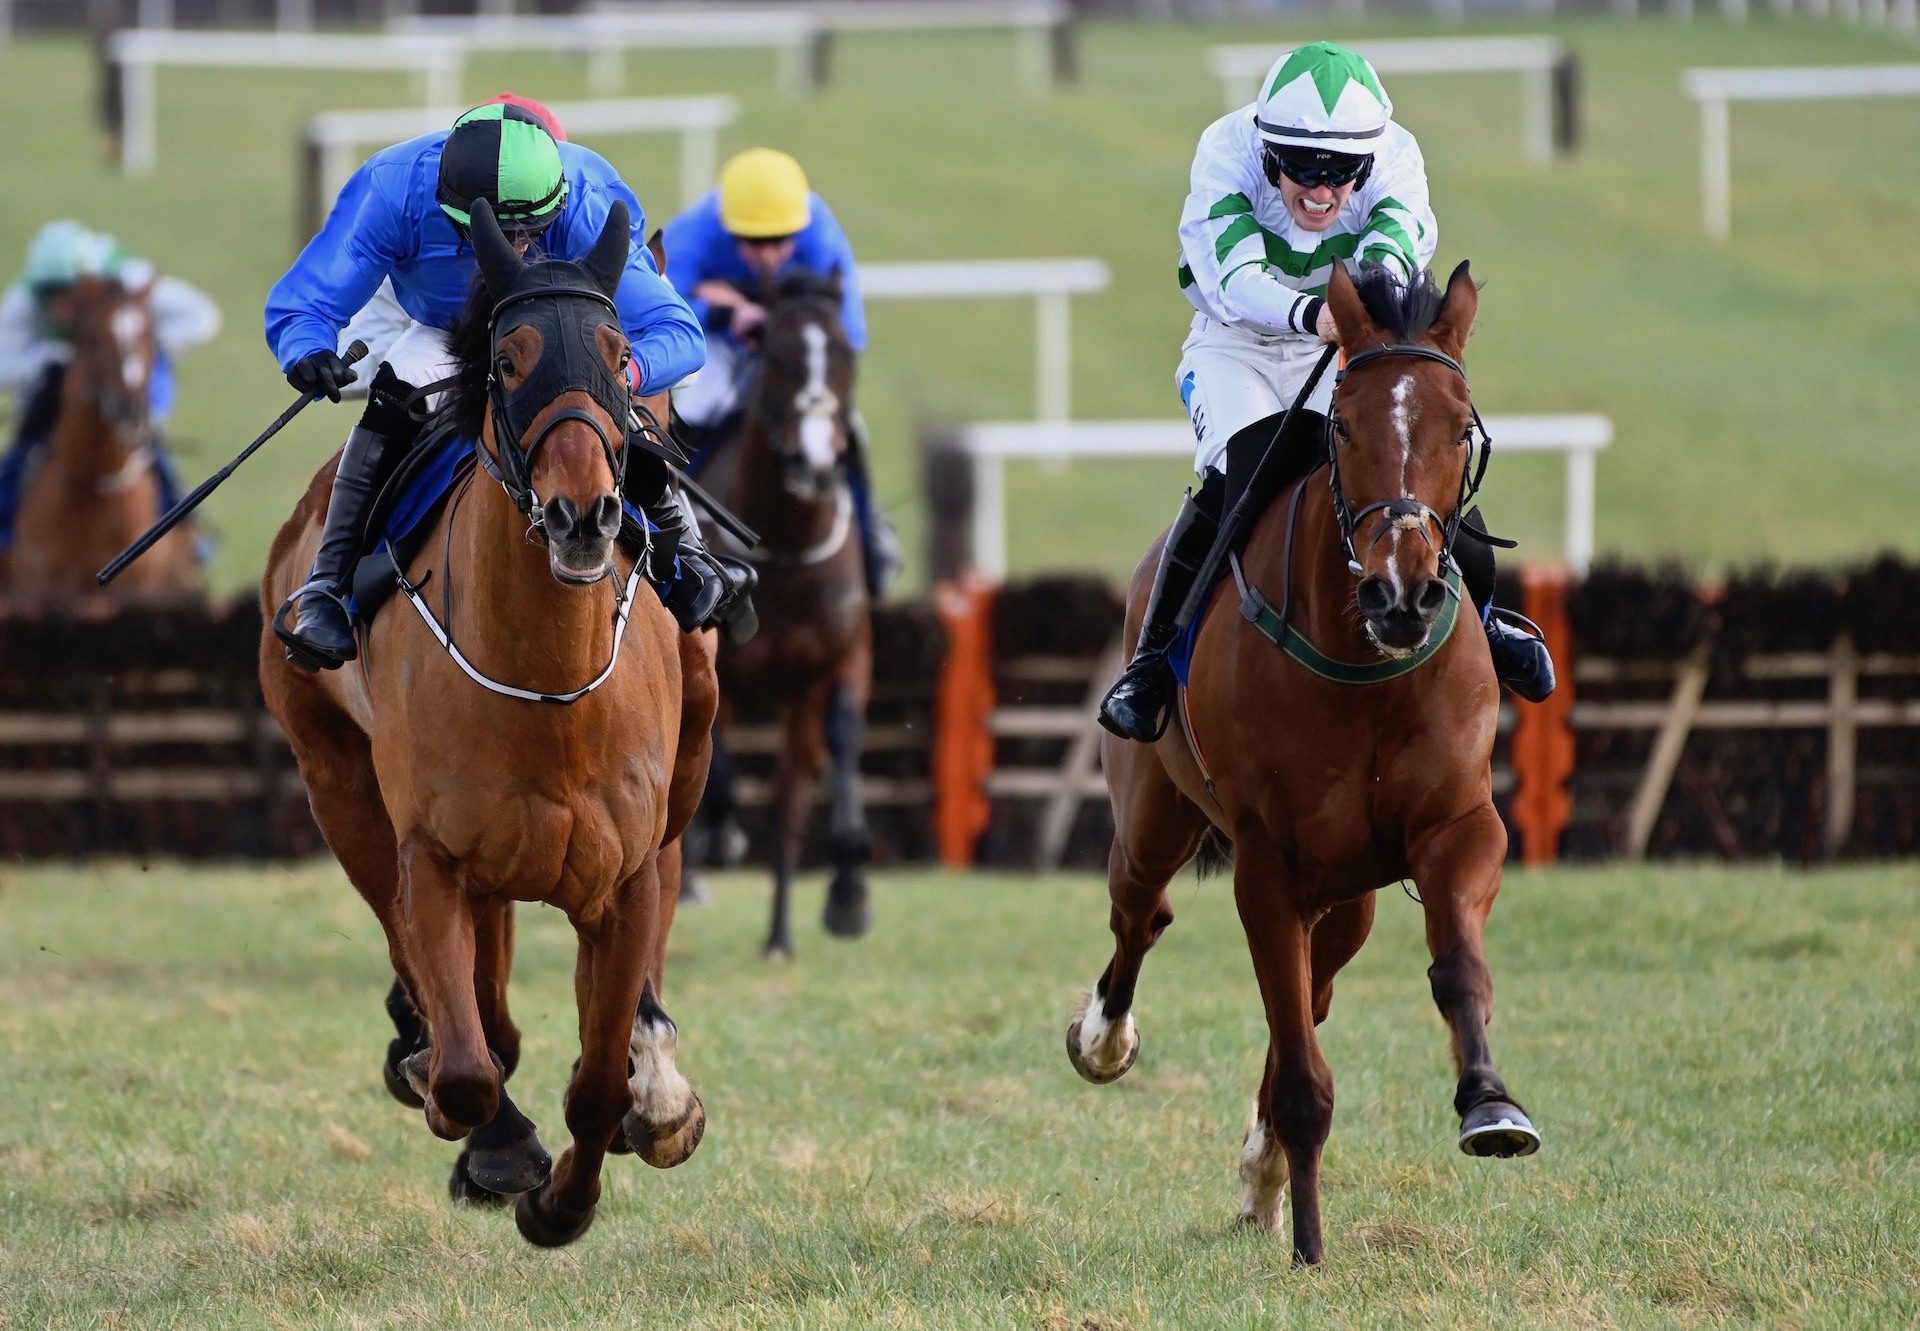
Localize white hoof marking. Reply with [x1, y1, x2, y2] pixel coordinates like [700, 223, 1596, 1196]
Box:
[1073, 991, 1137, 1079]
[628, 1016, 694, 1129]
[1238, 1103, 1287, 1231]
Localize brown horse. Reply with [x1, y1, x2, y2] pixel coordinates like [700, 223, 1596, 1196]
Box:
[690, 273, 872, 959]
[260, 201, 717, 1247]
[8, 276, 197, 594]
[1067, 260, 1538, 1264]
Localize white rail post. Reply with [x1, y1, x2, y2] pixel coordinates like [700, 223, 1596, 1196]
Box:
[1035, 290, 1071, 422]
[139, 0, 175, 27]
[971, 453, 1007, 579]
[680, 125, 717, 209]
[423, 50, 461, 107]
[0, 0, 10, 46]
[1565, 445, 1598, 576]
[277, 0, 315, 31]
[588, 48, 624, 97]
[1700, 92, 1730, 240]
[122, 57, 156, 176]
[1524, 62, 1553, 165]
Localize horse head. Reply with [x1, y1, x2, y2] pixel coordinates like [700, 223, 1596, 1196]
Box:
[469, 198, 634, 586]
[752, 271, 854, 503]
[1324, 259, 1482, 657]
[66, 274, 156, 441]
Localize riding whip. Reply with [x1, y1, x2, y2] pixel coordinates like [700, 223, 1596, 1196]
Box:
[96, 341, 369, 586]
[1171, 342, 1340, 633]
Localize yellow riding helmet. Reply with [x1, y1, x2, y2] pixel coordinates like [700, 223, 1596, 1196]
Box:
[718, 148, 812, 239]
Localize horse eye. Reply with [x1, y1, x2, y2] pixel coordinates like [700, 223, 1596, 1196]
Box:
[495, 354, 515, 379]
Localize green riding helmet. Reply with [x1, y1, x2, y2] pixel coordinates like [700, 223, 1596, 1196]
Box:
[436, 102, 568, 237]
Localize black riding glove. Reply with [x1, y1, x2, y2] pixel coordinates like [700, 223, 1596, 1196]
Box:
[286, 349, 354, 403]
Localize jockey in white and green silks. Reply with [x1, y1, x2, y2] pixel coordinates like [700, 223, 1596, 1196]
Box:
[1098, 41, 1555, 743]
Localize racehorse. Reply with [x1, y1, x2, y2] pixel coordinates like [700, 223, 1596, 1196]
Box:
[8, 275, 197, 594]
[260, 201, 717, 1247]
[690, 272, 873, 959]
[1066, 260, 1539, 1265]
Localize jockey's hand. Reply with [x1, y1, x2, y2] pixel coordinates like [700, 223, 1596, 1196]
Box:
[729, 301, 768, 340]
[287, 349, 354, 403]
[1316, 302, 1338, 343]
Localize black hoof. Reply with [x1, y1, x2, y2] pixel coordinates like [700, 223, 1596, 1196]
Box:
[1064, 1014, 1136, 1085]
[514, 1185, 594, 1248]
[448, 1151, 513, 1207]
[822, 873, 870, 939]
[1459, 1099, 1542, 1158]
[462, 1135, 552, 1196]
[383, 1052, 425, 1109]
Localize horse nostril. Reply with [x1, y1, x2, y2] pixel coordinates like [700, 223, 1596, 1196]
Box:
[544, 495, 580, 540]
[591, 493, 623, 540]
[1356, 576, 1394, 619]
[1414, 577, 1449, 618]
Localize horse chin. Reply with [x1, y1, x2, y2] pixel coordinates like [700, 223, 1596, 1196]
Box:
[1363, 619, 1427, 660]
[548, 545, 614, 586]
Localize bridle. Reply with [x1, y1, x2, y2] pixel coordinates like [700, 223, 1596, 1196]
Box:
[1326, 342, 1491, 579]
[474, 275, 631, 534]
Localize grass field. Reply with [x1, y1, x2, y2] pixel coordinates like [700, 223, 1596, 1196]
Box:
[2, 18, 1918, 595]
[1, 860, 1914, 1328]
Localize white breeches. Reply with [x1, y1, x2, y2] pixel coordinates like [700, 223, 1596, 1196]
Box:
[672, 336, 747, 428]
[335, 280, 416, 397]
[1176, 316, 1335, 477]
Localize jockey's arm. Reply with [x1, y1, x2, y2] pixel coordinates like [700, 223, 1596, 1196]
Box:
[1179, 141, 1322, 340]
[567, 174, 705, 396]
[264, 160, 406, 373]
[0, 282, 44, 393]
[148, 274, 221, 359]
[1351, 135, 1438, 284]
[811, 199, 867, 353]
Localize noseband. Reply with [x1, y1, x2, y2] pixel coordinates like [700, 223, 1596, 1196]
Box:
[1326, 342, 1492, 578]
[476, 278, 631, 531]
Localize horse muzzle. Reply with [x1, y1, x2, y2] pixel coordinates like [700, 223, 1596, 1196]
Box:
[539, 491, 623, 585]
[1357, 573, 1449, 655]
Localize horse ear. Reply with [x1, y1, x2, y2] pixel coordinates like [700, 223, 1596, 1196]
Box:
[1430, 259, 1478, 358]
[582, 201, 630, 299]
[645, 227, 667, 275]
[469, 198, 523, 300]
[1324, 260, 1373, 350]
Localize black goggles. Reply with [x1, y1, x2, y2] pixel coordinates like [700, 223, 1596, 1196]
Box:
[1264, 146, 1371, 189]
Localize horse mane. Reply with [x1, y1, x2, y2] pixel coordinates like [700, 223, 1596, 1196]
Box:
[1350, 261, 1447, 340]
[437, 278, 495, 443]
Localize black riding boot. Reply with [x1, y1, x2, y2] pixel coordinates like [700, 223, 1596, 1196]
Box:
[1451, 508, 1556, 704]
[1097, 472, 1225, 742]
[636, 478, 757, 634]
[275, 367, 417, 672]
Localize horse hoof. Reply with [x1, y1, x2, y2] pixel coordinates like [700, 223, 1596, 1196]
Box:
[448, 1151, 513, 1207]
[514, 1185, 595, 1249]
[383, 1054, 425, 1109]
[1458, 1100, 1541, 1158]
[763, 941, 793, 963]
[462, 1135, 552, 1196]
[1065, 1014, 1138, 1085]
[822, 880, 870, 939]
[624, 1090, 706, 1169]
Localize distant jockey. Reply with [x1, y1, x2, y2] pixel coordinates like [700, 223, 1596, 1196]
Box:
[663, 148, 900, 598]
[1097, 41, 1555, 742]
[0, 219, 219, 555]
[265, 99, 747, 672]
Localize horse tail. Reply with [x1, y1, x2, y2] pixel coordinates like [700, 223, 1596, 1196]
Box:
[1193, 828, 1235, 880]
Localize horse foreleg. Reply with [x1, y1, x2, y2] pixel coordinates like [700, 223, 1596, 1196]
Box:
[515, 863, 658, 1249]
[1410, 804, 1540, 1159]
[1234, 845, 1332, 1264]
[765, 692, 824, 960]
[821, 659, 873, 938]
[449, 896, 552, 1206]
[1067, 740, 1205, 1086]
[394, 839, 498, 1141]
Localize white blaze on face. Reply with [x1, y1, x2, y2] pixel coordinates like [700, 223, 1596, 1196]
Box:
[794, 320, 840, 471]
[112, 304, 150, 390]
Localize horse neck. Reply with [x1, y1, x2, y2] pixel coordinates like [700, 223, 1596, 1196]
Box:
[51, 356, 146, 487]
[1280, 475, 1383, 664]
[452, 465, 619, 683]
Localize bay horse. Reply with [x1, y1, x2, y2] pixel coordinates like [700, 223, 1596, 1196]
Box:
[260, 200, 717, 1247]
[1067, 260, 1539, 1265]
[8, 275, 197, 594]
[691, 272, 872, 959]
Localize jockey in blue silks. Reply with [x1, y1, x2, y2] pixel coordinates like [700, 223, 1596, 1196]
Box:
[264, 101, 746, 673]
[663, 148, 900, 598]
[0, 219, 219, 555]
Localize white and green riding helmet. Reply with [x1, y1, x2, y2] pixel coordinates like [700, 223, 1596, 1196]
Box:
[1255, 42, 1392, 184]
[22, 220, 127, 294]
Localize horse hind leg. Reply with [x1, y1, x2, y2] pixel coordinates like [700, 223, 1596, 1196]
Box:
[1066, 747, 1207, 1085]
[1411, 806, 1540, 1159]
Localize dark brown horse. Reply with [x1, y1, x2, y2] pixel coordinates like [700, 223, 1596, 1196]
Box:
[8, 276, 197, 594]
[1068, 260, 1538, 1264]
[690, 274, 872, 959]
[260, 201, 717, 1247]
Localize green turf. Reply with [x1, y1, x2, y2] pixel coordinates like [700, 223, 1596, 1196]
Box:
[2, 18, 1915, 596]
[0, 860, 1914, 1327]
